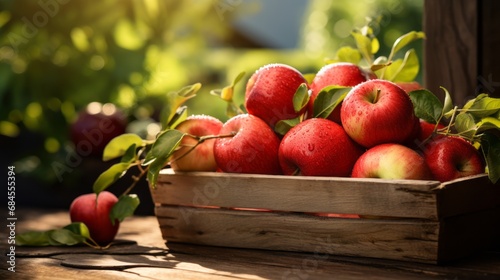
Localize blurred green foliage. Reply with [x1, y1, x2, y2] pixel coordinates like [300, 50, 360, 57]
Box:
[0, 0, 422, 189]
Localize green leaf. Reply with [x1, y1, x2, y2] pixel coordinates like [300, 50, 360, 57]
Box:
[293, 83, 309, 113]
[384, 49, 419, 82]
[64, 222, 91, 239]
[441, 87, 454, 116]
[313, 86, 351, 119]
[103, 133, 143, 162]
[388, 31, 425, 61]
[93, 162, 131, 194]
[110, 194, 140, 224]
[49, 228, 87, 246]
[454, 112, 477, 139]
[409, 89, 443, 124]
[231, 71, 246, 87]
[274, 117, 301, 136]
[351, 30, 373, 63]
[121, 144, 138, 163]
[334, 46, 362, 64]
[477, 117, 500, 132]
[481, 131, 500, 183]
[465, 95, 500, 118]
[226, 102, 239, 118]
[167, 105, 188, 129]
[161, 83, 201, 127]
[17, 231, 51, 246]
[146, 129, 185, 187]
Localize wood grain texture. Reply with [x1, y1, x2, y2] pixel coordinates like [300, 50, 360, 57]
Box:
[156, 205, 440, 263]
[480, 0, 500, 98]
[424, 0, 478, 105]
[153, 169, 441, 219]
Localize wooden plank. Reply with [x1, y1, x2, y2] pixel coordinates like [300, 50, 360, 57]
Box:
[156, 205, 440, 263]
[424, 0, 478, 105]
[153, 169, 440, 219]
[479, 0, 500, 98]
[435, 174, 500, 219]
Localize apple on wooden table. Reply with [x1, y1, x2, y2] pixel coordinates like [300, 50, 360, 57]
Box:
[69, 191, 120, 246]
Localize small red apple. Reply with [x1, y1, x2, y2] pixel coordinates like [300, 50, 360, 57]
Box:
[279, 118, 364, 176]
[214, 114, 282, 175]
[423, 136, 485, 182]
[70, 102, 127, 157]
[351, 143, 433, 180]
[340, 79, 417, 148]
[170, 115, 223, 172]
[245, 63, 308, 128]
[69, 191, 120, 246]
[307, 62, 374, 122]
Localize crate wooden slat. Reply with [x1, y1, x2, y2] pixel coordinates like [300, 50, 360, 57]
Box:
[151, 169, 500, 264]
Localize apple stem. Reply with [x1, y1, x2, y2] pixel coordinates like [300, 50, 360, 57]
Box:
[445, 105, 459, 135]
[373, 89, 381, 103]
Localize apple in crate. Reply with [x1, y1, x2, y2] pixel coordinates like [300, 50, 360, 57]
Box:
[69, 191, 120, 246]
[170, 115, 223, 172]
[423, 136, 485, 182]
[279, 118, 364, 176]
[351, 143, 433, 180]
[308, 62, 374, 122]
[341, 79, 418, 148]
[245, 63, 308, 128]
[214, 114, 282, 175]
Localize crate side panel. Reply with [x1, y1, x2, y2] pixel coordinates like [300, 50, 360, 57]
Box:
[156, 206, 440, 263]
[438, 207, 500, 263]
[436, 174, 500, 219]
[153, 171, 440, 219]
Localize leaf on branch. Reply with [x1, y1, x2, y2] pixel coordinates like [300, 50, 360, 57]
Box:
[388, 31, 425, 61]
[275, 117, 301, 136]
[102, 133, 143, 162]
[146, 129, 185, 188]
[93, 162, 131, 194]
[293, 83, 309, 113]
[480, 132, 500, 184]
[313, 86, 351, 119]
[160, 83, 201, 127]
[409, 89, 443, 124]
[110, 194, 140, 224]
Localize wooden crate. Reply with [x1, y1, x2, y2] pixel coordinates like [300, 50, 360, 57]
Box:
[150, 169, 500, 264]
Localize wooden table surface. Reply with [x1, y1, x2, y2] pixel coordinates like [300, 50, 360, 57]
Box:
[2, 208, 500, 280]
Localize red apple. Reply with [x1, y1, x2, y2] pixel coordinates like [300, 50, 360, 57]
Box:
[69, 191, 120, 246]
[417, 119, 446, 142]
[214, 114, 282, 175]
[423, 136, 485, 182]
[308, 62, 374, 122]
[170, 115, 223, 172]
[70, 102, 127, 157]
[351, 143, 433, 180]
[340, 79, 417, 148]
[279, 118, 364, 176]
[396, 81, 423, 93]
[245, 63, 308, 128]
